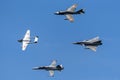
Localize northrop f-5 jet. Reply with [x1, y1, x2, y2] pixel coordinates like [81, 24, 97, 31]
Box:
[54, 4, 85, 22]
[32, 60, 64, 77]
[18, 29, 38, 51]
[73, 36, 102, 52]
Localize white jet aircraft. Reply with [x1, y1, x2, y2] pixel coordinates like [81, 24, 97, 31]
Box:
[18, 30, 39, 51]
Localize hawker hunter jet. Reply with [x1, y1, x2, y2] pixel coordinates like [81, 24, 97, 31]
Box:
[73, 36, 102, 52]
[54, 4, 85, 22]
[32, 60, 64, 77]
[18, 29, 38, 51]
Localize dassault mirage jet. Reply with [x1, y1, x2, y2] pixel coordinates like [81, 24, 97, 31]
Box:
[32, 60, 64, 77]
[18, 29, 38, 51]
[73, 36, 102, 52]
[54, 4, 85, 22]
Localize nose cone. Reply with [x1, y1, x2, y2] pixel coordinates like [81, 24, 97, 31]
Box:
[72, 42, 83, 45]
[32, 67, 39, 70]
[72, 42, 79, 44]
[18, 39, 22, 42]
[54, 11, 59, 15]
[18, 40, 20, 42]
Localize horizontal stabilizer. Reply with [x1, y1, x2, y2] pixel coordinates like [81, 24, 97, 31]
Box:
[34, 36, 39, 43]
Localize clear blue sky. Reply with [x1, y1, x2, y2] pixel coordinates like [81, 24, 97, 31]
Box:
[0, 0, 120, 80]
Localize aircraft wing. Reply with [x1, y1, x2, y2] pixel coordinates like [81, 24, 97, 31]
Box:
[85, 36, 99, 43]
[85, 46, 97, 52]
[49, 60, 57, 67]
[22, 30, 30, 51]
[23, 30, 30, 41]
[22, 42, 28, 51]
[49, 70, 54, 77]
[65, 14, 74, 22]
[66, 4, 78, 12]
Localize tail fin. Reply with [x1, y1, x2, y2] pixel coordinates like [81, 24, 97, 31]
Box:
[76, 9, 85, 14]
[34, 36, 39, 43]
[60, 64, 63, 68]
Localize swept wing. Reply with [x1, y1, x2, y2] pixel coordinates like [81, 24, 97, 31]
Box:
[66, 14, 74, 22]
[49, 60, 57, 67]
[85, 46, 97, 52]
[66, 4, 78, 12]
[85, 36, 99, 43]
[49, 70, 54, 77]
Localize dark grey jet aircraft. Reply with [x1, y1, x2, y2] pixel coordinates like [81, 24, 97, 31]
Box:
[54, 4, 85, 22]
[73, 36, 102, 52]
[32, 60, 64, 77]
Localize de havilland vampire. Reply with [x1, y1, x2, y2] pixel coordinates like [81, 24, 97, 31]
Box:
[73, 36, 102, 52]
[32, 60, 64, 77]
[54, 4, 85, 22]
[18, 29, 39, 51]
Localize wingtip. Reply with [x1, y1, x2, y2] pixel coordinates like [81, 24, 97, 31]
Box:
[27, 29, 30, 31]
[72, 42, 77, 44]
[22, 49, 26, 51]
[96, 36, 99, 38]
[53, 60, 57, 62]
[91, 48, 97, 52]
[69, 19, 74, 22]
[74, 4, 78, 6]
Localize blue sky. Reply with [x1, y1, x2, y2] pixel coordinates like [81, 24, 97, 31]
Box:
[0, 0, 120, 80]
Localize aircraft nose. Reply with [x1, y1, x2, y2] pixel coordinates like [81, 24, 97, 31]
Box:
[18, 40, 20, 42]
[54, 12, 57, 15]
[32, 68, 36, 70]
[18, 39, 22, 42]
[72, 42, 77, 44]
[54, 12, 59, 15]
[32, 67, 38, 70]
[73, 42, 83, 44]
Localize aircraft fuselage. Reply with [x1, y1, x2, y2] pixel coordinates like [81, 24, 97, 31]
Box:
[18, 39, 23, 42]
[18, 39, 30, 42]
[33, 65, 64, 71]
[73, 40, 102, 46]
[55, 11, 79, 15]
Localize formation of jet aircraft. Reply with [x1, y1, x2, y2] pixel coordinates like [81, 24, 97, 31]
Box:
[32, 60, 64, 77]
[18, 30, 39, 51]
[54, 4, 85, 22]
[73, 36, 102, 52]
[17, 3, 103, 78]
